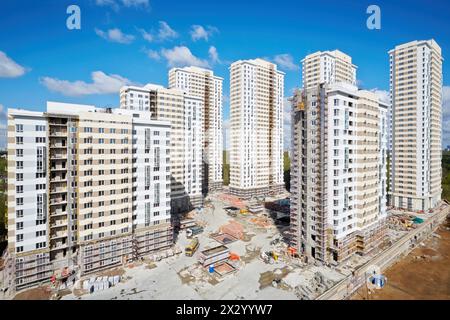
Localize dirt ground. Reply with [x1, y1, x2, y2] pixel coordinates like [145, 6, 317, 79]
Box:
[13, 286, 52, 300]
[353, 218, 450, 300]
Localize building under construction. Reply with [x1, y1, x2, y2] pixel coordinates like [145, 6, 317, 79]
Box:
[7, 103, 173, 291]
[290, 83, 388, 264]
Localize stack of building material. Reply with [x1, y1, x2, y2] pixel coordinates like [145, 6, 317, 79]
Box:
[82, 275, 121, 294]
[219, 221, 244, 240]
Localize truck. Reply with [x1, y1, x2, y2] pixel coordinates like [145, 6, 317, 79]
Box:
[198, 245, 230, 267]
[187, 226, 204, 238]
[185, 238, 200, 257]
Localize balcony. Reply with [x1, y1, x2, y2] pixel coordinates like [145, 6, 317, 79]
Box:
[50, 143, 67, 149]
[49, 196, 68, 205]
[50, 175, 67, 183]
[50, 231, 68, 240]
[50, 220, 68, 228]
[50, 188, 68, 196]
[50, 153, 67, 160]
[51, 242, 68, 251]
[50, 130, 68, 137]
[50, 206, 67, 216]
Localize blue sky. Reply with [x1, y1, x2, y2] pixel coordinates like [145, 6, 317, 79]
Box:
[1, 0, 450, 148]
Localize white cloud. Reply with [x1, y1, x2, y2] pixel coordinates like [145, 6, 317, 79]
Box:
[40, 71, 135, 97]
[158, 21, 178, 40]
[95, 28, 135, 44]
[160, 46, 209, 68]
[0, 51, 27, 78]
[371, 89, 390, 104]
[273, 54, 299, 71]
[209, 46, 220, 64]
[122, 0, 149, 7]
[139, 29, 154, 42]
[190, 25, 218, 42]
[95, 0, 149, 10]
[137, 21, 178, 43]
[96, 0, 117, 7]
[145, 49, 161, 61]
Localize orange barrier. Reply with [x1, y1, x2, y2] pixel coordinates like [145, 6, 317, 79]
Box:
[230, 253, 240, 261]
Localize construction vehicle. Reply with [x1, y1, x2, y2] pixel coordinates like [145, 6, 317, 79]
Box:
[240, 209, 249, 215]
[187, 226, 204, 238]
[185, 238, 200, 257]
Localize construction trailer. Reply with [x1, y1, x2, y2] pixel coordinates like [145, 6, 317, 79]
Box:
[187, 226, 204, 239]
[198, 245, 230, 267]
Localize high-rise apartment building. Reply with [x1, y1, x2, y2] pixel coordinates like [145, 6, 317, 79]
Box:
[229, 59, 285, 198]
[302, 50, 357, 89]
[120, 84, 204, 213]
[169, 66, 224, 194]
[8, 103, 172, 289]
[290, 83, 388, 264]
[389, 40, 443, 212]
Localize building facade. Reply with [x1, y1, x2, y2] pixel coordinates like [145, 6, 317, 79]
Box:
[120, 85, 204, 213]
[302, 50, 357, 89]
[169, 66, 224, 194]
[290, 83, 388, 264]
[7, 103, 171, 290]
[389, 40, 443, 212]
[229, 59, 285, 199]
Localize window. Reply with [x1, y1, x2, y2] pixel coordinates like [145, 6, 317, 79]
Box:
[37, 146, 46, 173]
[17, 161, 23, 169]
[16, 186, 23, 194]
[154, 184, 160, 206]
[36, 230, 46, 237]
[16, 124, 23, 133]
[16, 137, 23, 145]
[154, 147, 160, 169]
[16, 173, 23, 182]
[16, 149, 23, 157]
[37, 194, 45, 220]
[145, 165, 151, 188]
[16, 198, 24, 206]
[36, 242, 46, 249]
[16, 222, 24, 230]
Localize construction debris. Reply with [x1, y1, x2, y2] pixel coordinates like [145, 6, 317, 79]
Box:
[217, 193, 245, 209]
[250, 217, 272, 228]
[212, 233, 239, 245]
[214, 262, 237, 277]
[220, 221, 245, 240]
[387, 214, 419, 231]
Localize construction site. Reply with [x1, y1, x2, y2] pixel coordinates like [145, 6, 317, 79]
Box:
[5, 190, 449, 301]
